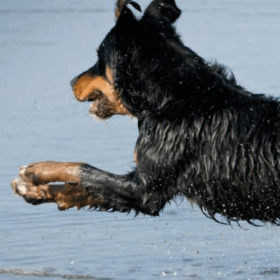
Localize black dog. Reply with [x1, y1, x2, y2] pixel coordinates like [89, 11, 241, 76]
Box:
[12, 0, 280, 226]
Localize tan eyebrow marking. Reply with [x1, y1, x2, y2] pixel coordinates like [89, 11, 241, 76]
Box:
[105, 66, 114, 85]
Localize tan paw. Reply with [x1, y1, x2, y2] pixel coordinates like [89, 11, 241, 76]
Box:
[18, 161, 83, 186]
[11, 177, 54, 205]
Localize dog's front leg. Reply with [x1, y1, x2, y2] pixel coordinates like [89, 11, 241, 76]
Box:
[11, 161, 102, 210]
[11, 161, 170, 215]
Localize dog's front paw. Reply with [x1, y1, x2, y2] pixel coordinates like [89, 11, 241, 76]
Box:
[11, 177, 53, 205]
[11, 177, 100, 211]
[18, 161, 83, 186]
[11, 162, 100, 210]
[18, 161, 54, 185]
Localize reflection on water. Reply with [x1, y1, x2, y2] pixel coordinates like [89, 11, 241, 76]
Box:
[1, 0, 280, 279]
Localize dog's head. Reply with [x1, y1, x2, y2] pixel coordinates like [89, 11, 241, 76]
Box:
[71, 0, 187, 119]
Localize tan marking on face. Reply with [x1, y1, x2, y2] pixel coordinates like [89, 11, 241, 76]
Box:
[134, 150, 138, 166]
[73, 75, 112, 102]
[106, 65, 114, 84]
[73, 66, 131, 118]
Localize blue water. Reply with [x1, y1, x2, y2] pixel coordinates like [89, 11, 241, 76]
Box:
[1, 0, 280, 279]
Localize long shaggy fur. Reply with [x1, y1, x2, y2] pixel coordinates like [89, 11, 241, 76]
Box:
[77, 0, 280, 226]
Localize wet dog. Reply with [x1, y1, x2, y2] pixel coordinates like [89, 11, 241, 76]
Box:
[12, 0, 280, 225]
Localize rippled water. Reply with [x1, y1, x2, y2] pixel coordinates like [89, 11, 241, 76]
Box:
[1, 0, 280, 279]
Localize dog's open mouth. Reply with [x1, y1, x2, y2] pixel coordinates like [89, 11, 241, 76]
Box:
[85, 90, 102, 103]
[89, 100, 99, 115]
[83, 90, 101, 116]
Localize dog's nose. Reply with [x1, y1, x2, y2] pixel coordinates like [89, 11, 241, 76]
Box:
[70, 76, 78, 88]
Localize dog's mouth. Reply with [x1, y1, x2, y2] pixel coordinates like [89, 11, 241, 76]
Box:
[89, 100, 111, 120]
[89, 100, 99, 114]
[82, 90, 101, 116]
[85, 91, 101, 116]
[85, 90, 102, 103]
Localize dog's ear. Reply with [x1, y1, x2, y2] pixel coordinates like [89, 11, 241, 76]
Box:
[142, 0, 181, 24]
[115, 0, 142, 21]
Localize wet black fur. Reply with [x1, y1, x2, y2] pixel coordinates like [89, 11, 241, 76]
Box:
[77, 0, 280, 225]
